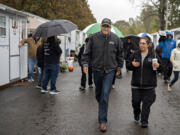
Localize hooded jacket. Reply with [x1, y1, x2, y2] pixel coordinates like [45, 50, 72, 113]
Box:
[158, 33, 176, 59]
[170, 40, 180, 71]
[43, 41, 62, 65]
[126, 49, 161, 88]
[81, 32, 124, 73]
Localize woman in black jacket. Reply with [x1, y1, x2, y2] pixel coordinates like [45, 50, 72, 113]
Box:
[41, 36, 62, 95]
[126, 37, 161, 128]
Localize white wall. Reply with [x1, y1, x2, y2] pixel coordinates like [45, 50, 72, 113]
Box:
[0, 13, 9, 85]
[0, 46, 9, 85]
[0, 12, 28, 86]
[19, 18, 28, 79]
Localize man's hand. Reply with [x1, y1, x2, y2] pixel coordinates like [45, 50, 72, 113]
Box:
[132, 60, 140, 67]
[116, 70, 121, 76]
[18, 43, 22, 48]
[83, 66, 88, 74]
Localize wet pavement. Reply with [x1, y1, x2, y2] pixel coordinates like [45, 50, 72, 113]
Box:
[0, 63, 180, 135]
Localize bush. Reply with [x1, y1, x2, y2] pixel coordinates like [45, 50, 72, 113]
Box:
[60, 64, 68, 72]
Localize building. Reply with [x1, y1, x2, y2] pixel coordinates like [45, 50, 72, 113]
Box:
[0, 4, 29, 86]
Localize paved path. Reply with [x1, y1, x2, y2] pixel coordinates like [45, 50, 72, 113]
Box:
[0, 63, 180, 135]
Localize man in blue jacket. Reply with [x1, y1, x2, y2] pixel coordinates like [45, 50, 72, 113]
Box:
[158, 32, 176, 83]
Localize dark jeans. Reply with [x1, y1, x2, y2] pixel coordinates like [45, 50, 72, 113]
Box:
[132, 88, 156, 124]
[93, 70, 115, 124]
[112, 73, 116, 85]
[162, 58, 173, 80]
[38, 67, 44, 87]
[42, 64, 59, 91]
[80, 66, 93, 88]
[170, 71, 179, 86]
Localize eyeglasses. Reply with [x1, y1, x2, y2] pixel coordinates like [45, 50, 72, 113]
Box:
[102, 24, 110, 28]
[139, 42, 147, 45]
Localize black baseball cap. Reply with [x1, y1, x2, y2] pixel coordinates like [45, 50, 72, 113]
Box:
[101, 18, 112, 26]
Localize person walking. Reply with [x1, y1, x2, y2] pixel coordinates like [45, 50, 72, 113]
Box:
[78, 37, 93, 91]
[19, 34, 42, 82]
[124, 38, 138, 72]
[81, 18, 124, 132]
[41, 36, 62, 95]
[158, 32, 176, 83]
[168, 40, 180, 91]
[127, 37, 160, 128]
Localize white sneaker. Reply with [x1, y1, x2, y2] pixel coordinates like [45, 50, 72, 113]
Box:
[27, 78, 34, 82]
[49, 90, 61, 95]
[168, 84, 172, 92]
[89, 84, 93, 88]
[112, 85, 115, 89]
[79, 86, 85, 91]
[41, 89, 48, 93]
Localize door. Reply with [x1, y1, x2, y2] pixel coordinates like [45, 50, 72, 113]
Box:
[0, 14, 9, 85]
[9, 17, 20, 81]
[19, 18, 28, 79]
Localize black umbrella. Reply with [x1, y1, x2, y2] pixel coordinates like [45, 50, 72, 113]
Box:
[123, 35, 140, 48]
[33, 19, 77, 38]
[123, 35, 140, 44]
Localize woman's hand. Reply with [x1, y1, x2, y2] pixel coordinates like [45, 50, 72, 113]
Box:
[132, 60, 140, 67]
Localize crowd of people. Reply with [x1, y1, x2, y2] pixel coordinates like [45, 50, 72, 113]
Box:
[78, 18, 180, 132]
[18, 17, 180, 133]
[19, 35, 62, 95]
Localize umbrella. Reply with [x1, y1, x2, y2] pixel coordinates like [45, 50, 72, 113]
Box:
[123, 35, 140, 50]
[123, 35, 140, 44]
[137, 33, 153, 41]
[33, 19, 77, 37]
[82, 23, 124, 37]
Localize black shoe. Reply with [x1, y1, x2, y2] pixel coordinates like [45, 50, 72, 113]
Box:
[141, 122, 148, 128]
[134, 115, 140, 122]
[79, 86, 85, 91]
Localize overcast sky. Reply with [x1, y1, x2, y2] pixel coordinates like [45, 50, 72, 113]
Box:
[87, 0, 143, 23]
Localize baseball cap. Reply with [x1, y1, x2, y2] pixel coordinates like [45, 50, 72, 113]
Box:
[101, 18, 112, 27]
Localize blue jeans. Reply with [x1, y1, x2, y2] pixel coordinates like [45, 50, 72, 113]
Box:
[170, 71, 179, 86]
[42, 64, 59, 91]
[93, 70, 115, 124]
[28, 58, 39, 80]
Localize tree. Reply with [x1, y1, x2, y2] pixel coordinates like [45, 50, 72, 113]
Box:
[0, 0, 97, 30]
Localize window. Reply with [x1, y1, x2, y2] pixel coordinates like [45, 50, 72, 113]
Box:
[0, 16, 6, 37]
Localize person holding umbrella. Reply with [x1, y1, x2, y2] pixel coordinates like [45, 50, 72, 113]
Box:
[81, 18, 124, 132]
[126, 37, 161, 128]
[123, 35, 140, 72]
[32, 19, 77, 94]
[41, 36, 62, 94]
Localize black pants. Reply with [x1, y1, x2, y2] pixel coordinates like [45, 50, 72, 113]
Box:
[38, 67, 44, 86]
[162, 58, 173, 80]
[81, 66, 93, 88]
[132, 88, 156, 123]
